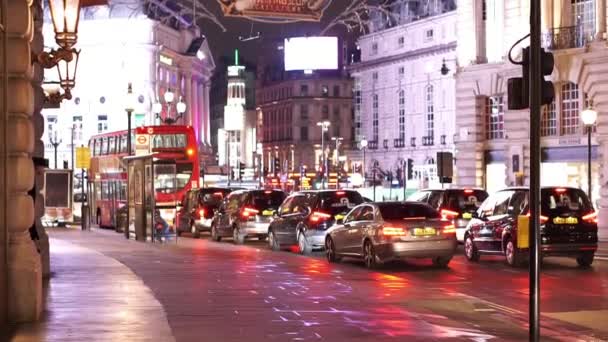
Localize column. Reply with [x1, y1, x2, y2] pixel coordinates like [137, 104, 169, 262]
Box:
[2, 0, 42, 322]
[541, 0, 553, 32]
[183, 73, 192, 125]
[198, 82, 208, 145]
[190, 77, 198, 132]
[595, 0, 606, 40]
[204, 82, 212, 145]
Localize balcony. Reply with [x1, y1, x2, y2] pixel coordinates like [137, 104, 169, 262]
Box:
[393, 138, 405, 148]
[368, 141, 379, 150]
[422, 136, 434, 146]
[542, 26, 588, 50]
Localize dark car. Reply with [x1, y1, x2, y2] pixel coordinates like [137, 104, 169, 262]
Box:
[176, 187, 234, 238]
[464, 187, 598, 267]
[210, 189, 287, 244]
[268, 190, 365, 254]
[325, 202, 457, 268]
[408, 188, 488, 243]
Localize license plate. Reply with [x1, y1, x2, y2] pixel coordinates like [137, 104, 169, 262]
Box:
[412, 227, 436, 236]
[462, 213, 472, 219]
[553, 217, 578, 224]
[262, 210, 275, 216]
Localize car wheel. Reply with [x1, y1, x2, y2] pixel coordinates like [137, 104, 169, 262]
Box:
[233, 225, 245, 245]
[576, 252, 594, 268]
[298, 231, 312, 255]
[191, 221, 200, 239]
[363, 240, 378, 269]
[325, 236, 341, 263]
[268, 230, 281, 251]
[432, 256, 452, 268]
[505, 238, 523, 267]
[211, 223, 221, 242]
[464, 235, 480, 262]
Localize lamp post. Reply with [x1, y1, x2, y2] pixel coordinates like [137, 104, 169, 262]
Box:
[125, 83, 137, 155]
[49, 129, 62, 169]
[581, 106, 598, 202]
[152, 89, 187, 125]
[331, 137, 343, 188]
[317, 120, 331, 189]
[360, 138, 368, 187]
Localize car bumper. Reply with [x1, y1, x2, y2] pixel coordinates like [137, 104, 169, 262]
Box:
[303, 230, 328, 250]
[375, 239, 457, 262]
[241, 222, 271, 236]
[194, 219, 213, 232]
[539, 242, 597, 256]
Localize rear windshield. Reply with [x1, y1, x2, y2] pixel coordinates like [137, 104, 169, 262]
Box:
[317, 191, 364, 215]
[445, 190, 488, 213]
[541, 188, 593, 215]
[380, 203, 440, 220]
[249, 191, 286, 211]
[199, 188, 231, 206]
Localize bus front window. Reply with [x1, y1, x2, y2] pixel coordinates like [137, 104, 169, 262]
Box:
[154, 163, 193, 194]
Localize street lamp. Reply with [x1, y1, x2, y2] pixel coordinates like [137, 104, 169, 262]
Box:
[124, 83, 137, 155]
[317, 120, 331, 189]
[49, 129, 62, 169]
[581, 105, 598, 202]
[153, 90, 187, 125]
[332, 137, 344, 189]
[360, 138, 368, 186]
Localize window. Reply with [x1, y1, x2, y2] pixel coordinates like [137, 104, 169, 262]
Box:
[398, 90, 406, 141]
[425, 85, 434, 142]
[322, 105, 329, 119]
[72, 116, 83, 141]
[100, 137, 107, 155]
[398, 36, 405, 47]
[119, 134, 128, 153]
[354, 79, 362, 139]
[97, 115, 108, 133]
[333, 85, 340, 97]
[322, 85, 329, 97]
[482, 0, 487, 20]
[372, 72, 378, 81]
[300, 104, 309, 120]
[372, 94, 379, 142]
[572, 0, 596, 41]
[425, 29, 434, 41]
[486, 96, 505, 140]
[151, 134, 188, 148]
[541, 101, 557, 136]
[358, 205, 374, 221]
[398, 66, 405, 77]
[561, 82, 579, 135]
[300, 84, 309, 96]
[371, 42, 378, 55]
[492, 191, 513, 216]
[300, 127, 308, 141]
[108, 136, 116, 154]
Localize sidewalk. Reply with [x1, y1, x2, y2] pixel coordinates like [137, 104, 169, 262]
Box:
[10, 237, 174, 342]
[596, 241, 608, 260]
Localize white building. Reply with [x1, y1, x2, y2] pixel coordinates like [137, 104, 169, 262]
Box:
[454, 0, 608, 237]
[349, 2, 457, 189]
[42, 1, 215, 169]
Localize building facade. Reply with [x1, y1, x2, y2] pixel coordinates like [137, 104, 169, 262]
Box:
[42, 2, 216, 169]
[454, 0, 608, 237]
[255, 41, 354, 178]
[349, 2, 457, 189]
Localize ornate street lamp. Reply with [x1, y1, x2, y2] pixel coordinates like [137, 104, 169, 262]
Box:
[153, 90, 187, 125]
[124, 83, 137, 155]
[581, 105, 598, 201]
[48, 0, 82, 50]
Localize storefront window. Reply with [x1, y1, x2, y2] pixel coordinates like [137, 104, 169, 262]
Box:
[541, 101, 557, 136]
[561, 82, 579, 135]
[486, 96, 504, 140]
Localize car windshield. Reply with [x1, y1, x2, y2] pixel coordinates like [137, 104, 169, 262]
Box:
[249, 191, 286, 211]
[199, 188, 231, 206]
[317, 191, 364, 215]
[380, 203, 440, 219]
[445, 190, 488, 213]
[541, 188, 593, 215]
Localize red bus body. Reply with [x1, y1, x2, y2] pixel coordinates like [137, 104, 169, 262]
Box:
[89, 125, 199, 228]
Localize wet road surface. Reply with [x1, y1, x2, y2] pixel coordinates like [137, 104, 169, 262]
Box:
[48, 229, 608, 342]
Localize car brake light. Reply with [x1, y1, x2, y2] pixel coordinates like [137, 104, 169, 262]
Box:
[525, 212, 549, 224]
[441, 209, 459, 219]
[309, 211, 331, 223]
[336, 191, 345, 195]
[464, 189, 474, 194]
[199, 209, 205, 217]
[443, 224, 456, 234]
[241, 207, 259, 219]
[213, 192, 224, 197]
[555, 188, 567, 193]
[582, 211, 598, 223]
[382, 227, 406, 236]
[265, 190, 272, 194]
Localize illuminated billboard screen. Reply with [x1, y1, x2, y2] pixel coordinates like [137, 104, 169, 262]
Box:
[284, 37, 338, 71]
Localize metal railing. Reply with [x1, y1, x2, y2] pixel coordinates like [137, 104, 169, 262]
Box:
[393, 138, 405, 148]
[422, 136, 434, 146]
[368, 141, 379, 150]
[541, 26, 589, 50]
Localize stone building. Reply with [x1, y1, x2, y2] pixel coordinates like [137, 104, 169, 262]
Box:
[349, 0, 457, 188]
[454, 0, 607, 238]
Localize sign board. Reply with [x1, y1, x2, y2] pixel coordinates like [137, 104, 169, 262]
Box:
[75, 146, 91, 169]
[517, 215, 529, 249]
[43, 169, 73, 223]
[135, 134, 150, 156]
[217, 0, 332, 22]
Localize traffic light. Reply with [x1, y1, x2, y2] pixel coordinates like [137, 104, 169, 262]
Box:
[407, 158, 413, 180]
[273, 158, 280, 175]
[238, 162, 245, 180]
[508, 47, 554, 110]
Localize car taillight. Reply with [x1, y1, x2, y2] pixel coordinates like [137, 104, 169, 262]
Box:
[309, 211, 331, 223]
[582, 211, 598, 224]
[526, 212, 549, 224]
[381, 227, 406, 236]
[241, 207, 259, 220]
[464, 189, 474, 194]
[443, 224, 456, 234]
[199, 209, 205, 218]
[441, 209, 459, 219]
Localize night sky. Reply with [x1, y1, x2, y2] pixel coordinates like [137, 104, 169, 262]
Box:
[200, 1, 352, 66]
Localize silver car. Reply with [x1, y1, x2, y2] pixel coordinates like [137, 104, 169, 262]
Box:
[325, 202, 458, 268]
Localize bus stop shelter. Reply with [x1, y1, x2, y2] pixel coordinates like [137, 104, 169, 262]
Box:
[123, 153, 179, 242]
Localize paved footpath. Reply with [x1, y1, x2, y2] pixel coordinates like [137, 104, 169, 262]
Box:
[10, 237, 174, 342]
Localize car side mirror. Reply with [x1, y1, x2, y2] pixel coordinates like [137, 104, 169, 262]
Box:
[336, 218, 344, 225]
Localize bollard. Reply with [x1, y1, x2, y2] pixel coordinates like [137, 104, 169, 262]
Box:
[81, 204, 89, 230]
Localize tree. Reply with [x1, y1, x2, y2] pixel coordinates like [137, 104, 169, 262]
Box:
[320, 0, 395, 35]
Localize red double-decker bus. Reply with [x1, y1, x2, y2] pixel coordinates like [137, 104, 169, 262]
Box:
[89, 125, 199, 228]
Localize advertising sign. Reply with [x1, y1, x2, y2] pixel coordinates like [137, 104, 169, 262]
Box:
[75, 146, 91, 169]
[217, 0, 332, 22]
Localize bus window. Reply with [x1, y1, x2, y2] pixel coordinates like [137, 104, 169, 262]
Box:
[100, 138, 107, 155]
[151, 134, 187, 148]
[101, 182, 109, 200]
[120, 134, 127, 153]
[108, 136, 116, 154]
[120, 181, 127, 201]
[95, 182, 101, 200]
